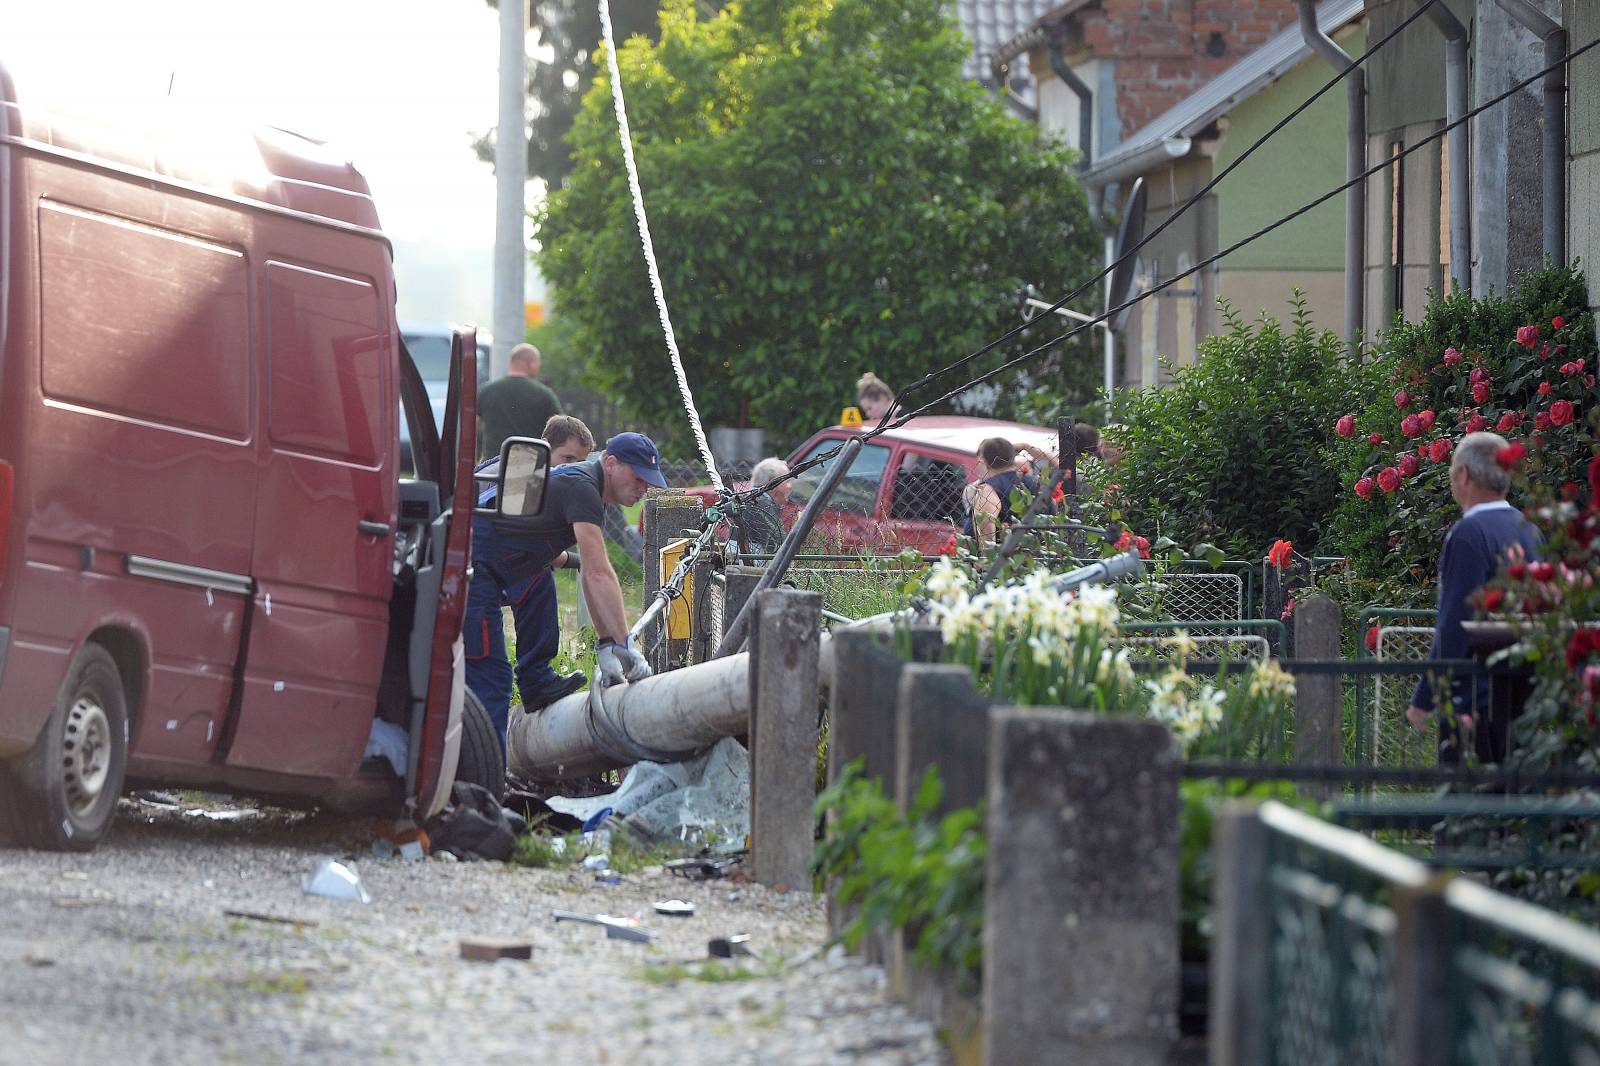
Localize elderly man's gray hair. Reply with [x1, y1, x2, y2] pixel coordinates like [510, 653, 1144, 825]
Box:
[750, 457, 790, 490]
[1453, 431, 1512, 495]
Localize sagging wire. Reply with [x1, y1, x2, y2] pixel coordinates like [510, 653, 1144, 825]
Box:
[734, 24, 1599, 512]
[875, 0, 1443, 429]
[598, 0, 725, 495]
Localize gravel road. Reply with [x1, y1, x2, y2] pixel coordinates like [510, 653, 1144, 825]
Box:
[0, 797, 947, 1066]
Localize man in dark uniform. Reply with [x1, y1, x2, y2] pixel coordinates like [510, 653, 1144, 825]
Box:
[466, 432, 665, 753]
[477, 343, 562, 460]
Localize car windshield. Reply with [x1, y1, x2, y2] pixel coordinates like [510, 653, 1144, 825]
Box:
[403, 333, 492, 386]
[788, 439, 891, 515]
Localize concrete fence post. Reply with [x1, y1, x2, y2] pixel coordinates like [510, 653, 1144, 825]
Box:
[719, 565, 763, 650]
[1293, 594, 1343, 777]
[748, 587, 822, 890]
[983, 708, 1179, 1064]
[1390, 876, 1453, 1066]
[1208, 804, 1270, 1066]
[640, 493, 704, 672]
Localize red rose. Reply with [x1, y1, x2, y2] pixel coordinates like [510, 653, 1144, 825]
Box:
[1418, 409, 1436, 431]
[1563, 482, 1582, 499]
[1565, 628, 1600, 669]
[1497, 411, 1522, 433]
[1398, 453, 1420, 478]
[1267, 539, 1294, 570]
[1335, 414, 1356, 438]
[1443, 346, 1463, 365]
[1540, 344, 1552, 360]
[938, 534, 958, 556]
[1365, 625, 1380, 653]
[1496, 442, 1527, 469]
[1508, 562, 1527, 579]
[1484, 588, 1505, 611]
[1472, 381, 1490, 404]
[1540, 381, 1554, 395]
[1134, 535, 1151, 559]
[1530, 561, 1556, 582]
[1367, 432, 1385, 446]
[1517, 324, 1542, 348]
[1587, 376, 1596, 388]
[1354, 476, 1375, 499]
[1400, 415, 1423, 438]
[1051, 482, 1065, 505]
[1470, 367, 1490, 384]
[1429, 438, 1452, 463]
[1551, 400, 1576, 427]
[1394, 389, 1412, 408]
[1465, 415, 1487, 433]
[1377, 467, 1401, 493]
[1554, 315, 1567, 330]
[1115, 529, 1133, 551]
[1588, 455, 1600, 509]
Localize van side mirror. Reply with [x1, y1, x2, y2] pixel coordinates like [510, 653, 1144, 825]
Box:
[474, 437, 551, 518]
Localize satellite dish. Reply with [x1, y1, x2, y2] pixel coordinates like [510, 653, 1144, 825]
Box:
[1106, 177, 1148, 333]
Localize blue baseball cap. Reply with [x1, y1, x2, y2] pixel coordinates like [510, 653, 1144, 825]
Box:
[606, 432, 668, 488]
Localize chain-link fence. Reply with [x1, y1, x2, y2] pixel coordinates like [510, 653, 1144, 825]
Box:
[1354, 608, 1440, 768]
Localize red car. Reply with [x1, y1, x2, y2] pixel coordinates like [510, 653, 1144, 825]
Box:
[692, 416, 1059, 556]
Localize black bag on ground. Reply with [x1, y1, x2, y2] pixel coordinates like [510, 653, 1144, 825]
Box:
[425, 781, 527, 862]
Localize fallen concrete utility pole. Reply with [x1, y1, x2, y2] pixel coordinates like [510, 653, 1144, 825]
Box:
[507, 630, 836, 782]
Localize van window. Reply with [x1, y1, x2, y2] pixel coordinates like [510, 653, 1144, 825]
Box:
[890, 452, 967, 522]
[402, 332, 492, 387]
[265, 262, 386, 465]
[38, 202, 250, 439]
[789, 439, 890, 515]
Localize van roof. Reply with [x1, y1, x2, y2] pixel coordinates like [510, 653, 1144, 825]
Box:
[0, 62, 382, 232]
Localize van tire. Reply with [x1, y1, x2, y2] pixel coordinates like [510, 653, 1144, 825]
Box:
[455, 689, 506, 803]
[3, 644, 128, 851]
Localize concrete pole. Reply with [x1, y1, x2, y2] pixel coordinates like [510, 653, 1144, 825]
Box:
[1495, 0, 1567, 268]
[492, 0, 529, 380]
[749, 589, 822, 889]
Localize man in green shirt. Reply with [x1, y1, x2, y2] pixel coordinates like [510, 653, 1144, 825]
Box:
[477, 343, 562, 459]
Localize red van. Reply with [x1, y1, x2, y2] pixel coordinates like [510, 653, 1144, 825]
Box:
[0, 67, 507, 850]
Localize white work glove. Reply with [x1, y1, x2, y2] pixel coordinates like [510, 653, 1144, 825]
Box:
[596, 640, 652, 687]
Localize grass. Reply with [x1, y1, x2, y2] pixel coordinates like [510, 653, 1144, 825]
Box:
[637, 957, 785, 984]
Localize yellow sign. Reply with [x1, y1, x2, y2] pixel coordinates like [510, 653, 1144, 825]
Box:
[525, 301, 545, 327]
[839, 405, 864, 428]
[660, 538, 695, 639]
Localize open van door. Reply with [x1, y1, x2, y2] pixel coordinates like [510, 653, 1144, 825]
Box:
[409, 329, 478, 816]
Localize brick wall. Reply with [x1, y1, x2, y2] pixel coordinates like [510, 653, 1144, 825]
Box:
[1075, 0, 1300, 134]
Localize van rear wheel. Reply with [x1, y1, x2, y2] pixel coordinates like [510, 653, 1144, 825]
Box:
[2, 644, 128, 851]
[455, 689, 506, 803]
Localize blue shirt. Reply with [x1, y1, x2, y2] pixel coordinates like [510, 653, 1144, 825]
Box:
[471, 456, 607, 591]
[1411, 500, 1542, 712]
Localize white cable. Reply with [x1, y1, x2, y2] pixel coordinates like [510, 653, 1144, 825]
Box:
[597, 0, 724, 493]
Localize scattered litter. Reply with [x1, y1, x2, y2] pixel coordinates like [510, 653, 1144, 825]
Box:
[60, 871, 88, 882]
[424, 782, 524, 861]
[130, 790, 180, 808]
[183, 807, 258, 822]
[726, 892, 741, 903]
[546, 738, 751, 849]
[665, 856, 741, 881]
[582, 854, 612, 872]
[594, 874, 623, 885]
[22, 952, 53, 968]
[363, 720, 410, 776]
[433, 851, 459, 863]
[371, 837, 427, 862]
[302, 859, 371, 904]
[652, 899, 695, 917]
[224, 909, 318, 928]
[709, 933, 755, 959]
[552, 910, 656, 943]
[459, 937, 533, 962]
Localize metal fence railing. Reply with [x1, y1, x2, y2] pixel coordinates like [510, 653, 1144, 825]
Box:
[1215, 800, 1600, 1066]
[1355, 608, 1440, 769]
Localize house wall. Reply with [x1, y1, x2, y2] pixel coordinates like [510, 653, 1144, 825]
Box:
[1118, 156, 1218, 388]
[1568, 0, 1600, 311]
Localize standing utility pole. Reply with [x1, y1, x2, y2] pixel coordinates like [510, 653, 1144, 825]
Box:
[492, 0, 531, 381]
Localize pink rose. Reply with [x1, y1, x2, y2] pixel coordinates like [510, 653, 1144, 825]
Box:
[1554, 315, 1567, 330]
[1443, 347, 1463, 365]
[1398, 452, 1420, 478]
[1354, 476, 1375, 499]
[1367, 432, 1384, 446]
[1535, 411, 1553, 432]
[1497, 411, 1522, 433]
[1335, 414, 1356, 438]
[1465, 414, 1487, 433]
[1551, 400, 1577, 427]
[1400, 414, 1423, 438]
[1429, 438, 1452, 463]
[1377, 467, 1401, 494]
[1470, 367, 1490, 384]
[1472, 381, 1491, 404]
[1540, 381, 1554, 395]
[1517, 324, 1542, 349]
[1394, 389, 1411, 409]
[1418, 409, 1436, 431]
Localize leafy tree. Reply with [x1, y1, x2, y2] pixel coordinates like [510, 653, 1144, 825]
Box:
[536, 0, 1099, 454]
[476, 0, 721, 190]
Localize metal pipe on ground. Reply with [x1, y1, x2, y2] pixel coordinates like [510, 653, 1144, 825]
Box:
[1297, 0, 1366, 349]
[713, 435, 864, 658]
[1495, 0, 1567, 268]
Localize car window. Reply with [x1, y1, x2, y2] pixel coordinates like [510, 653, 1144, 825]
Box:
[401, 333, 493, 386]
[890, 452, 968, 523]
[789, 439, 891, 516]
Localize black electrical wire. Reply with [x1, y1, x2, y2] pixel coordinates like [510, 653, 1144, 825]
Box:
[878, 0, 1443, 428]
[737, 25, 1596, 509]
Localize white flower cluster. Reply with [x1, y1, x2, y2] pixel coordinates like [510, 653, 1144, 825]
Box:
[922, 561, 1121, 650]
[1144, 668, 1226, 748]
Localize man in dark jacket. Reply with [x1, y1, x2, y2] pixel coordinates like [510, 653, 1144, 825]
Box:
[1406, 431, 1542, 763]
[477, 343, 561, 460]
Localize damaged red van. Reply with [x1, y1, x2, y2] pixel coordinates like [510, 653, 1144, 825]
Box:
[0, 66, 530, 850]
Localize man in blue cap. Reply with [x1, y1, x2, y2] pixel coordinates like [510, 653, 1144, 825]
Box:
[466, 432, 667, 755]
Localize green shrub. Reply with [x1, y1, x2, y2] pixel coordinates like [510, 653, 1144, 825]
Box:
[1109, 295, 1375, 558]
[1323, 264, 1598, 589]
